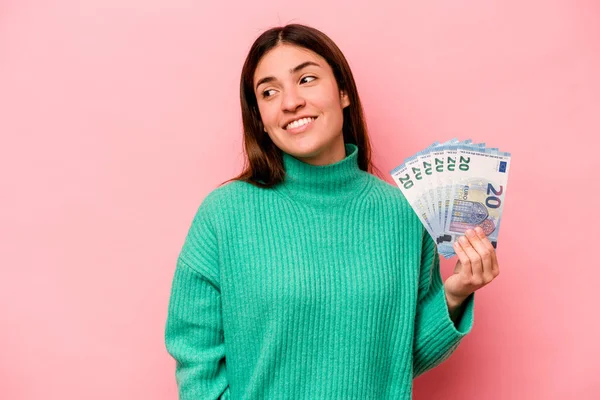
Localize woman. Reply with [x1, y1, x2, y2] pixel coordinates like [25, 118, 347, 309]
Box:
[165, 23, 499, 399]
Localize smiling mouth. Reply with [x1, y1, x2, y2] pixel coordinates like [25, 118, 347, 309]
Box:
[284, 116, 317, 130]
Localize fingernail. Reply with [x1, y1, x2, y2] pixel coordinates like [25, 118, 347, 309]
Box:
[466, 229, 474, 237]
[475, 227, 483, 235]
[460, 236, 468, 244]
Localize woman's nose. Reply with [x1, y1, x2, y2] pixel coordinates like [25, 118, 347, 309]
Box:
[281, 87, 305, 112]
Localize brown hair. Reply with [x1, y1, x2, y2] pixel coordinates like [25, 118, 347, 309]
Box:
[222, 23, 382, 188]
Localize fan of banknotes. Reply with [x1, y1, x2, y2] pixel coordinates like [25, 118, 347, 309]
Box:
[390, 139, 511, 258]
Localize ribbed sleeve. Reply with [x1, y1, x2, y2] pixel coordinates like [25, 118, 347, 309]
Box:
[165, 199, 230, 400]
[412, 229, 475, 378]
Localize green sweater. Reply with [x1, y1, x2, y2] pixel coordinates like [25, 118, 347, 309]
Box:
[165, 142, 475, 399]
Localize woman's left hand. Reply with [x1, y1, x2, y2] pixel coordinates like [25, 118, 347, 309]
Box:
[444, 226, 500, 305]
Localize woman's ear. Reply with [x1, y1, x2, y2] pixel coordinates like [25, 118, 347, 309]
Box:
[340, 90, 350, 108]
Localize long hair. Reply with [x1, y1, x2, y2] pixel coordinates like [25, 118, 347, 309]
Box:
[223, 23, 382, 188]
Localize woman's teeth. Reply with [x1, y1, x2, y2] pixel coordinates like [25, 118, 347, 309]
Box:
[286, 117, 315, 130]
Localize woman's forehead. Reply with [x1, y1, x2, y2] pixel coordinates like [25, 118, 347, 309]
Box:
[254, 45, 325, 81]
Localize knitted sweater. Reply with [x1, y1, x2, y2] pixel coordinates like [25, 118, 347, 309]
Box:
[165, 142, 475, 399]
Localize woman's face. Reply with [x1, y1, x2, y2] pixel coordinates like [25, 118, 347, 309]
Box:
[253, 44, 350, 166]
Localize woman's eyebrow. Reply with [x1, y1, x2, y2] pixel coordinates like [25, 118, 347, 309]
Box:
[255, 61, 321, 91]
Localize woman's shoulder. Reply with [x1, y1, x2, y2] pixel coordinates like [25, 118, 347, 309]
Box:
[364, 172, 412, 208]
[197, 179, 259, 210]
[195, 178, 280, 221]
[184, 180, 260, 235]
[363, 173, 424, 232]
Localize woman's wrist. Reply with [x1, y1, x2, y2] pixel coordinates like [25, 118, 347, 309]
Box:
[444, 289, 470, 323]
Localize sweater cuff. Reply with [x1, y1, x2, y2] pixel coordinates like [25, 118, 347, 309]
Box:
[441, 287, 475, 336]
[412, 284, 475, 378]
[451, 291, 475, 335]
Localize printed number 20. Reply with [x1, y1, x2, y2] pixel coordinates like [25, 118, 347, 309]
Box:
[486, 183, 503, 208]
[399, 174, 414, 189]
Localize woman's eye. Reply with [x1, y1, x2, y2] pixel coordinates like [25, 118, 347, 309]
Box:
[262, 89, 276, 98]
[261, 77, 315, 98]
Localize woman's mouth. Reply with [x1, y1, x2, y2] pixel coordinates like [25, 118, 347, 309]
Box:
[285, 117, 317, 134]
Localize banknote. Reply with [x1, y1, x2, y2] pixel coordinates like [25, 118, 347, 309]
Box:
[391, 140, 511, 258]
[390, 161, 437, 239]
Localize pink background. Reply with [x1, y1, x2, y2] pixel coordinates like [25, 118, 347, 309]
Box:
[1, 1, 598, 399]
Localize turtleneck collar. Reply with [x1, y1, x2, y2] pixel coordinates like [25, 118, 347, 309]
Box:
[275, 143, 371, 208]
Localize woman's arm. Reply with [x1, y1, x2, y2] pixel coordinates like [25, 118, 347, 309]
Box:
[164, 198, 230, 399]
[412, 230, 475, 379]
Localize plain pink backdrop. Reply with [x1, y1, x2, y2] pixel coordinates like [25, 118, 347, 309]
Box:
[1, 0, 598, 399]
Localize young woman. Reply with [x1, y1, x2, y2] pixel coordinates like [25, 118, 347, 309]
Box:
[165, 23, 499, 399]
